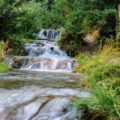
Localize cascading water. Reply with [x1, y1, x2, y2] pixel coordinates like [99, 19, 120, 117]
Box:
[0, 29, 90, 120]
[38, 29, 59, 40]
[0, 71, 90, 120]
[16, 29, 75, 72]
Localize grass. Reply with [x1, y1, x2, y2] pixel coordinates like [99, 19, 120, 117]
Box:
[73, 45, 120, 120]
[0, 41, 9, 73]
[0, 61, 9, 73]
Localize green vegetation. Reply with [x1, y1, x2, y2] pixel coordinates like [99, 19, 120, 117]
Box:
[0, 61, 9, 73]
[0, 0, 120, 119]
[0, 41, 9, 73]
[73, 46, 120, 120]
[0, 41, 5, 58]
[0, 0, 42, 53]
[35, 0, 119, 56]
[116, 15, 120, 46]
[37, 0, 119, 56]
[0, 0, 120, 56]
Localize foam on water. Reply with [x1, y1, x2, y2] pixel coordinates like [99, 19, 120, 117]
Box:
[20, 29, 75, 72]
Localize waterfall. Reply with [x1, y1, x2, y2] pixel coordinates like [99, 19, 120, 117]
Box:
[1, 29, 90, 120]
[12, 29, 75, 72]
[38, 29, 59, 41]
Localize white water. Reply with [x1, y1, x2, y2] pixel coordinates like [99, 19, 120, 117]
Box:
[38, 29, 59, 40]
[1, 29, 90, 120]
[0, 71, 90, 120]
[20, 29, 75, 72]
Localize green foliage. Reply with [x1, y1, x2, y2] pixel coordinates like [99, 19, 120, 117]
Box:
[36, 0, 119, 56]
[0, 0, 119, 55]
[37, 0, 118, 35]
[58, 31, 82, 56]
[74, 46, 120, 120]
[0, 41, 5, 59]
[0, 41, 9, 73]
[116, 17, 120, 46]
[0, 61, 9, 73]
[16, 1, 42, 33]
[0, 0, 18, 39]
[8, 34, 26, 54]
[0, 0, 42, 53]
[0, 41, 4, 51]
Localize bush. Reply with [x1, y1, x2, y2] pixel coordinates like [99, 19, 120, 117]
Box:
[58, 31, 82, 56]
[0, 0, 42, 53]
[16, 1, 42, 33]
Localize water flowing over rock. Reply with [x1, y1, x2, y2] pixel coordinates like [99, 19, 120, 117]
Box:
[12, 29, 75, 72]
[1, 29, 90, 120]
[0, 71, 90, 120]
[38, 29, 59, 41]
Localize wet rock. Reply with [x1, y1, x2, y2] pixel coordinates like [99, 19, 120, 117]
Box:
[0, 69, 90, 120]
[11, 56, 29, 69]
[2, 29, 90, 120]
[0, 84, 89, 120]
[15, 98, 49, 120]
[10, 29, 75, 72]
[56, 60, 75, 70]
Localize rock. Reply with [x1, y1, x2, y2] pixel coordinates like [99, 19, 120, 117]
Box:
[0, 86, 89, 120]
[83, 30, 100, 44]
[0, 70, 90, 120]
[12, 56, 29, 69]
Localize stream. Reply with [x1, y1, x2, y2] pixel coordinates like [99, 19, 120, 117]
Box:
[0, 29, 90, 120]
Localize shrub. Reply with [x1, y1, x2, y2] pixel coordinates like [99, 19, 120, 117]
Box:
[58, 31, 82, 56]
[0, 0, 42, 54]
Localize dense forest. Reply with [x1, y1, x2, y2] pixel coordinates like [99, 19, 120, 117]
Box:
[0, 0, 120, 120]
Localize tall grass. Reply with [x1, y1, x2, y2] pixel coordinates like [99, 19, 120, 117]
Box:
[73, 45, 120, 120]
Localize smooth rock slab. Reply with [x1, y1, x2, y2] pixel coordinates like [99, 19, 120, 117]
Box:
[0, 71, 89, 120]
[0, 86, 89, 120]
